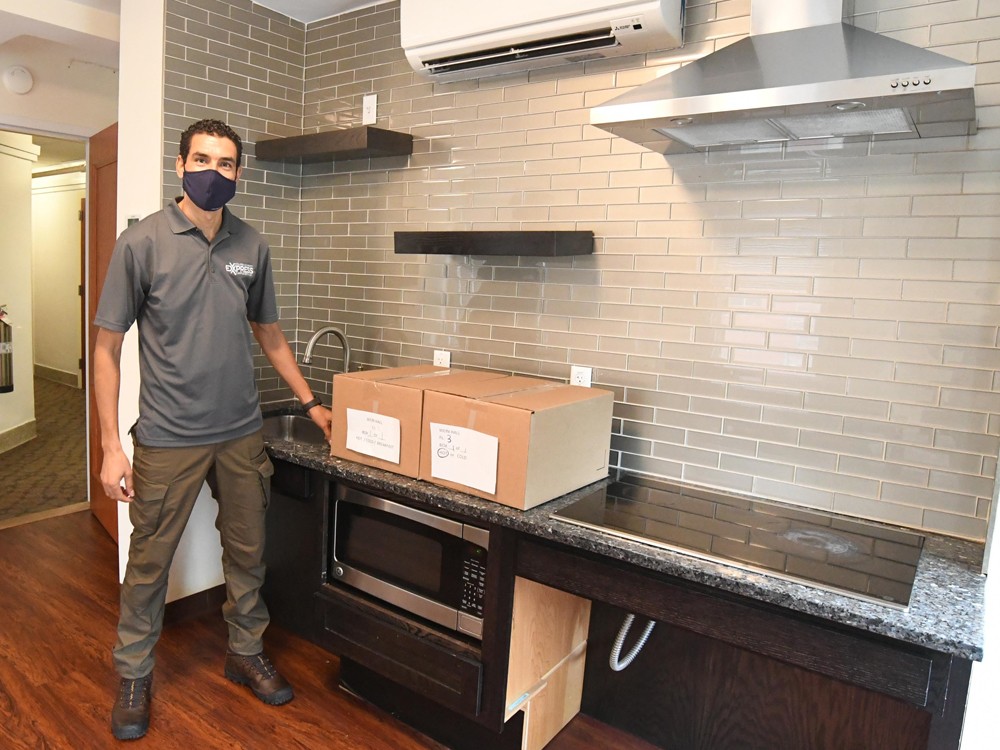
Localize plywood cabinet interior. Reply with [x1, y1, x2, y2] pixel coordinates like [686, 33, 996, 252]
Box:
[505, 576, 591, 750]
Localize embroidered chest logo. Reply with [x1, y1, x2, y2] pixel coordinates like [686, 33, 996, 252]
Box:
[225, 261, 255, 277]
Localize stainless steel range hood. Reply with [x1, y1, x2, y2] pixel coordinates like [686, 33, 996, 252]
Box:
[590, 0, 977, 153]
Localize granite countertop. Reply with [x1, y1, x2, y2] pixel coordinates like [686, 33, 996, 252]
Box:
[264, 430, 987, 662]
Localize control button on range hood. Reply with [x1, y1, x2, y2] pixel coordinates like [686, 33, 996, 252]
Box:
[591, 0, 977, 154]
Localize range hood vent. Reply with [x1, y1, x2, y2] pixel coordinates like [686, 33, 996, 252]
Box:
[590, 0, 978, 153]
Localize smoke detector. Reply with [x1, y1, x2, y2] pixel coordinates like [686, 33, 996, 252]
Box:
[3, 66, 34, 95]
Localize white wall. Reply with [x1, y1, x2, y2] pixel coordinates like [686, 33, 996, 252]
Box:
[115, 0, 224, 601]
[0, 131, 38, 434]
[32, 171, 84, 384]
[963, 559, 999, 747]
[0, 34, 117, 138]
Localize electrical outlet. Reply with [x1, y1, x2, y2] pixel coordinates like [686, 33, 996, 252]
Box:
[570, 365, 592, 388]
[362, 93, 377, 125]
[433, 350, 451, 368]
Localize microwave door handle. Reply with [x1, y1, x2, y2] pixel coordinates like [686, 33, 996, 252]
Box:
[340, 487, 465, 540]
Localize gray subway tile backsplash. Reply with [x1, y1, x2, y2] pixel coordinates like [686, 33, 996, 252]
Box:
[164, 0, 1000, 540]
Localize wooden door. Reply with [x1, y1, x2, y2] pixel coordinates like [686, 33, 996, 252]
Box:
[87, 122, 118, 542]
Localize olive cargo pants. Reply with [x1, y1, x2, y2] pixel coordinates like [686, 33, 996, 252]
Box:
[112, 431, 275, 679]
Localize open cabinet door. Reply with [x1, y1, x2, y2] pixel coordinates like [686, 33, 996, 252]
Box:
[87, 122, 118, 542]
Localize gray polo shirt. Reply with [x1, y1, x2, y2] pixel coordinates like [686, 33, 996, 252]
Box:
[95, 200, 278, 447]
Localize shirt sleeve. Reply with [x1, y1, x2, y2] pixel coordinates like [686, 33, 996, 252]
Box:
[246, 241, 279, 324]
[93, 230, 148, 333]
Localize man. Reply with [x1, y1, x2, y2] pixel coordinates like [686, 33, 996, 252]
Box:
[94, 118, 332, 741]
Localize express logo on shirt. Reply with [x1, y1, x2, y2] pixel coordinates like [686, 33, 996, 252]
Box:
[225, 261, 255, 277]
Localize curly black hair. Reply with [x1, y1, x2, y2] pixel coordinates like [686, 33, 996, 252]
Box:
[178, 118, 243, 167]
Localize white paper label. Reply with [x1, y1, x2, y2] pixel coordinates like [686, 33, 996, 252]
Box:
[429, 422, 498, 495]
[345, 408, 401, 464]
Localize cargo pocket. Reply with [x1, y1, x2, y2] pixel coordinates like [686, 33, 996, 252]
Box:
[250, 446, 274, 509]
[129, 477, 169, 534]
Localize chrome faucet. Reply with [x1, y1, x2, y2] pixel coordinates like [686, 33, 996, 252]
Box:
[302, 326, 351, 373]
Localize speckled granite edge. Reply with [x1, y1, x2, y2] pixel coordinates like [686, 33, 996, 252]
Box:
[263, 430, 986, 662]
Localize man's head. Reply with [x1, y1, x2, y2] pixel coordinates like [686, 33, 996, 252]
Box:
[175, 119, 243, 213]
[179, 118, 242, 167]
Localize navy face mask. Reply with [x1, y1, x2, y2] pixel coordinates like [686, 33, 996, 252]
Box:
[182, 168, 237, 211]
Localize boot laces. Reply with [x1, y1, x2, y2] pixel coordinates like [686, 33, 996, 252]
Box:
[119, 676, 150, 708]
[249, 653, 278, 679]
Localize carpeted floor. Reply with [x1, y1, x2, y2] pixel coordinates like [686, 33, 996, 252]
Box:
[0, 376, 87, 524]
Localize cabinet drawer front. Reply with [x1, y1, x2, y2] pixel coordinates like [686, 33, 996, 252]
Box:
[318, 590, 483, 716]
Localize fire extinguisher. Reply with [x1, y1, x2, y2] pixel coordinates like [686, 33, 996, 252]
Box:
[0, 305, 12, 393]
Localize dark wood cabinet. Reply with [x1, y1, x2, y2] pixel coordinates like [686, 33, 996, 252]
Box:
[515, 536, 970, 750]
[584, 602, 932, 750]
[262, 459, 327, 643]
[260, 454, 971, 750]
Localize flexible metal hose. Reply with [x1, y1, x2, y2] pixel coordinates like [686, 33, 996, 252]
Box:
[609, 613, 657, 672]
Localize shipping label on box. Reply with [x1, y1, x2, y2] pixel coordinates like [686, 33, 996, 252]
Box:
[346, 408, 401, 464]
[429, 422, 499, 495]
[330, 365, 509, 477]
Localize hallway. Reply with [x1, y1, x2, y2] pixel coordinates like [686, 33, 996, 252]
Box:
[0, 376, 88, 526]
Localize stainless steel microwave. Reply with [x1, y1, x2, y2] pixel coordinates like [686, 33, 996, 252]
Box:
[329, 484, 489, 639]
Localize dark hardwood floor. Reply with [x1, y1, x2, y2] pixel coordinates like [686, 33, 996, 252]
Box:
[0, 510, 654, 749]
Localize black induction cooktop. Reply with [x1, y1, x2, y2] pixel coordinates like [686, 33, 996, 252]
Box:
[551, 473, 925, 609]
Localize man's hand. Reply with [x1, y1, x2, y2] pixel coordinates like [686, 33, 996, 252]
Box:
[101, 445, 135, 502]
[251, 320, 336, 444]
[307, 405, 333, 441]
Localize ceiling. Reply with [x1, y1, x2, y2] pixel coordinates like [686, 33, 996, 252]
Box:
[32, 135, 86, 169]
[254, 1, 375, 22]
[0, 0, 120, 71]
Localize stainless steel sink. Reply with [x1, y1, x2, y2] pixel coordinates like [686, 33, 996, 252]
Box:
[262, 414, 327, 446]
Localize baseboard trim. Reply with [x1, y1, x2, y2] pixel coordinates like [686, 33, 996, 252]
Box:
[0, 501, 89, 530]
[0, 420, 37, 454]
[35, 365, 81, 388]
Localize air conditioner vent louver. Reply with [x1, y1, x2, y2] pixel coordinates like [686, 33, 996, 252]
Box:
[402, 0, 683, 82]
[423, 28, 617, 76]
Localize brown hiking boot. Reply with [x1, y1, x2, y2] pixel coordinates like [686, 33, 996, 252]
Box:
[224, 651, 294, 705]
[111, 674, 152, 741]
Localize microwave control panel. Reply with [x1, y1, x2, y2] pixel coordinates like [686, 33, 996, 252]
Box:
[460, 551, 487, 617]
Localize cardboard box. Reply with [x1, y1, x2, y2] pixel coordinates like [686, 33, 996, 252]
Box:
[330, 365, 507, 477]
[419, 378, 613, 509]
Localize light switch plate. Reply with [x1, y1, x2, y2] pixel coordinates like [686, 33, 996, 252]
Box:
[433, 350, 451, 368]
[570, 365, 592, 388]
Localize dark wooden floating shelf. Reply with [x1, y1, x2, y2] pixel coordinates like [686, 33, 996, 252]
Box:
[394, 230, 594, 257]
[255, 126, 413, 163]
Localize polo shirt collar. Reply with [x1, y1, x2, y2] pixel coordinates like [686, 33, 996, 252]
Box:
[166, 198, 238, 242]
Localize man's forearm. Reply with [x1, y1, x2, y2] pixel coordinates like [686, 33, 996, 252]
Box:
[251, 322, 316, 405]
[94, 329, 125, 451]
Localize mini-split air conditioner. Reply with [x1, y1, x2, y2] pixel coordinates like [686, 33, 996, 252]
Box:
[401, 0, 684, 82]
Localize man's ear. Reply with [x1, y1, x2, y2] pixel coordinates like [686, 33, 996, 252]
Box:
[175, 153, 185, 178]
